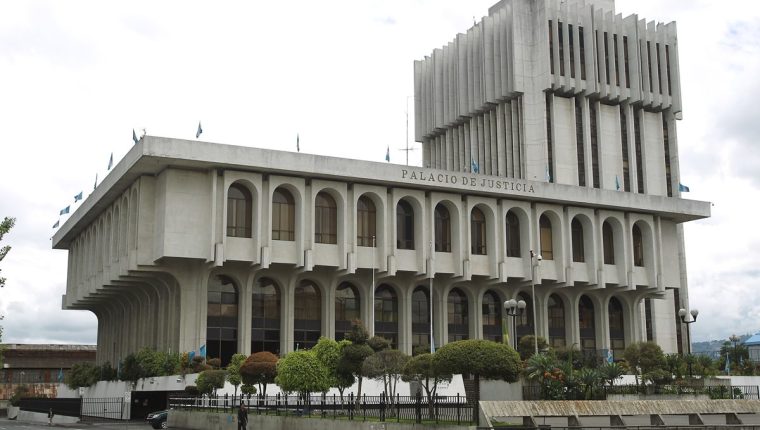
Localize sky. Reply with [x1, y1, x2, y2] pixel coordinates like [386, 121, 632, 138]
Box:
[0, 0, 758, 346]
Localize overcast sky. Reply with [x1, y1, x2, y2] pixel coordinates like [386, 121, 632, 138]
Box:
[0, 0, 757, 346]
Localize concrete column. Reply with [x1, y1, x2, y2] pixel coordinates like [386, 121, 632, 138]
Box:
[239, 273, 253, 356]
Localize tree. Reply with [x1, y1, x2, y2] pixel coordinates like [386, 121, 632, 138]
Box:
[275, 350, 330, 396]
[517, 335, 549, 361]
[313, 337, 354, 400]
[120, 354, 142, 383]
[524, 353, 565, 400]
[240, 351, 278, 396]
[226, 353, 246, 398]
[402, 353, 452, 417]
[196, 369, 226, 395]
[599, 362, 625, 386]
[624, 341, 666, 386]
[362, 349, 409, 402]
[66, 363, 99, 389]
[0, 217, 15, 289]
[338, 320, 373, 407]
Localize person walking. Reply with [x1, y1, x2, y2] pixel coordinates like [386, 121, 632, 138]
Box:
[47, 408, 54, 426]
[237, 401, 248, 430]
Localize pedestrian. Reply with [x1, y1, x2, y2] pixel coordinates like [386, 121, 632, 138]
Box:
[48, 408, 54, 426]
[237, 400, 248, 430]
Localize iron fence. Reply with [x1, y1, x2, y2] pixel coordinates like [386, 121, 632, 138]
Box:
[480, 427, 760, 430]
[170, 392, 474, 425]
[522, 384, 760, 401]
[80, 397, 124, 422]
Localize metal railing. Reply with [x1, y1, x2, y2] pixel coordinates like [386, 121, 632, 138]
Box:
[170, 392, 474, 425]
[480, 427, 760, 430]
[522, 384, 760, 401]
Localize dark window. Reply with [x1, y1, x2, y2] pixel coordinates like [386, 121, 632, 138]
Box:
[623, 36, 630, 88]
[539, 215, 553, 260]
[482, 291, 502, 343]
[656, 42, 662, 93]
[396, 200, 414, 250]
[505, 211, 521, 257]
[634, 108, 645, 193]
[672, 287, 683, 355]
[613, 34, 620, 86]
[448, 288, 469, 342]
[589, 101, 600, 188]
[645, 298, 653, 342]
[633, 224, 644, 267]
[558, 21, 565, 77]
[666, 45, 672, 96]
[411, 287, 431, 352]
[272, 188, 295, 241]
[621, 106, 631, 192]
[604, 32, 610, 85]
[207, 275, 238, 366]
[335, 283, 360, 341]
[647, 41, 653, 91]
[568, 24, 575, 78]
[548, 20, 554, 75]
[227, 184, 252, 238]
[294, 281, 321, 350]
[357, 196, 376, 247]
[434, 204, 451, 252]
[252, 277, 280, 355]
[603, 221, 615, 265]
[471, 207, 487, 255]
[575, 97, 586, 186]
[546, 93, 554, 183]
[515, 292, 534, 343]
[579, 26, 586, 80]
[548, 294, 565, 349]
[374, 285, 398, 348]
[314, 192, 337, 244]
[609, 297, 625, 360]
[663, 116, 673, 197]
[579, 295, 596, 353]
[571, 218, 585, 263]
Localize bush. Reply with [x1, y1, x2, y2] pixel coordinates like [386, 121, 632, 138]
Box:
[9, 385, 30, 406]
[184, 385, 200, 396]
[196, 370, 226, 395]
[66, 363, 99, 389]
[240, 352, 279, 396]
[207, 358, 221, 369]
[434, 339, 521, 383]
[241, 384, 257, 395]
[517, 335, 549, 361]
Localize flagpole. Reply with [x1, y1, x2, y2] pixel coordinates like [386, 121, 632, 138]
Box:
[429, 240, 434, 354]
[371, 235, 376, 337]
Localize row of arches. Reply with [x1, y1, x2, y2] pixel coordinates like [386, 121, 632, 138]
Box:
[227, 182, 649, 266]
[206, 275, 630, 365]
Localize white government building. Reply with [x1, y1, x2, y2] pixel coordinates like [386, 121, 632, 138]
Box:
[53, 0, 710, 366]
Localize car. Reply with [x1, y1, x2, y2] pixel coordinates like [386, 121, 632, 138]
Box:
[146, 410, 168, 429]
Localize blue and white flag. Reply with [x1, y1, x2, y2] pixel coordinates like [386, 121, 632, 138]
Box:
[385, 145, 390, 162]
[188, 350, 196, 361]
[52, 220, 60, 229]
[58, 368, 64, 382]
[679, 183, 690, 192]
[74, 191, 83, 203]
[471, 159, 479, 174]
[132, 129, 139, 145]
[196, 121, 203, 138]
[546, 165, 552, 182]
[297, 134, 300, 152]
[199, 344, 206, 358]
[107, 153, 113, 171]
[94, 173, 98, 191]
[615, 175, 621, 191]
[60, 206, 70, 215]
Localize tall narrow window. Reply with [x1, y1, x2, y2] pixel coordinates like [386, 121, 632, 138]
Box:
[314, 192, 337, 244]
[604, 32, 610, 85]
[294, 281, 321, 350]
[252, 278, 280, 354]
[411, 287, 431, 352]
[482, 291, 502, 343]
[547, 294, 566, 348]
[589, 101, 600, 188]
[396, 200, 414, 250]
[656, 42, 662, 93]
[335, 283, 360, 340]
[613, 34, 620, 86]
[603, 221, 615, 264]
[558, 21, 565, 77]
[671, 287, 683, 355]
[539, 215, 553, 260]
[357, 196, 376, 247]
[621, 106, 631, 192]
[645, 298, 653, 342]
[609, 297, 625, 360]
[448, 289, 469, 342]
[515, 292, 534, 343]
[471, 207, 487, 255]
[632, 224, 644, 267]
[663, 116, 673, 197]
[227, 184, 252, 238]
[647, 41, 653, 91]
[579, 26, 586, 80]
[666, 45, 672, 96]
[571, 218, 585, 263]
[634, 109, 645, 193]
[568, 24, 575, 78]
[505, 211, 521, 257]
[207, 275, 238, 366]
[578, 295, 596, 353]
[623, 36, 630, 88]
[548, 20, 554, 75]
[434, 204, 451, 252]
[272, 188, 295, 241]
[546, 93, 554, 183]
[575, 97, 586, 186]
[375, 285, 399, 348]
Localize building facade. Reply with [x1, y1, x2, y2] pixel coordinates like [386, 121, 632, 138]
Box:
[53, 0, 709, 366]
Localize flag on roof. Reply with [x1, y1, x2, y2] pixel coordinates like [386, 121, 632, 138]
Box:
[52, 220, 60, 229]
[385, 145, 390, 162]
[196, 121, 203, 139]
[471, 159, 479, 174]
[297, 134, 300, 152]
[74, 191, 83, 203]
[59, 206, 70, 215]
[94, 173, 98, 191]
[132, 129, 139, 145]
[615, 175, 621, 191]
[107, 152, 113, 171]
[679, 183, 690, 192]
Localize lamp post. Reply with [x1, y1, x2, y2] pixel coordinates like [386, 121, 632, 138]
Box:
[678, 307, 698, 378]
[729, 334, 740, 372]
[530, 250, 542, 356]
[504, 299, 527, 350]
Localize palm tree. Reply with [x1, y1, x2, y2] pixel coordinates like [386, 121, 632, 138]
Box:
[599, 362, 625, 386]
[578, 368, 600, 399]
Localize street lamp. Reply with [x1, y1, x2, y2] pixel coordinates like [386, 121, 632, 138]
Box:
[729, 334, 741, 372]
[530, 250, 542, 356]
[678, 308, 698, 378]
[504, 299, 527, 350]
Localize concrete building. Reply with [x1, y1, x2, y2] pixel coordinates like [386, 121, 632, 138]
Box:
[52, 0, 709, 366]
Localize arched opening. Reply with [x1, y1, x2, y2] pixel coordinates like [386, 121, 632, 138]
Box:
[547, 294, 566, 348]
[314, 192, 337, 244]
[294, 280, 322, 350]
[515, 292, 534, 344]
[272, 188, 295, 241]
[252, 277, 280, 355]
[539, 215, 554, 260]
[374, 285, 398, 348]
[482, 290, 502, 342]
[609, 297, 625, 360]
[411, 287, 431, 353]
[335, 282, 360, 340]
[632, 224, 644, 267]
[603, 221, 615, 264]
[357, 195, 376, 247]
[579, 295, 596, 355]
[227, 183, 252, 238]
[471, 207, 487, 255]
[447, 288, 469, 342]
[434, 204, 451, 252]
[396, 200, 415, 250]
[505, 211, 521, 257]
[207, 275, 238, 366]
[571, 218, 585, 262]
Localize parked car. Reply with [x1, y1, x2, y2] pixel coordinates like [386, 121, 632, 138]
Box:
[146, 410, 168, 429]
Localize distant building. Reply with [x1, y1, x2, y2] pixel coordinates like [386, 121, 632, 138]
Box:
[0, 344, 96, 399]
[745, 334, 760, 364]
[52, 0, 709, 366]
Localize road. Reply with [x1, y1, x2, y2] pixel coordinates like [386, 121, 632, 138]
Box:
[0, 420, 156, 430]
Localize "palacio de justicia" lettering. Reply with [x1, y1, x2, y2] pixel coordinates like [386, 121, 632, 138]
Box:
[401, 169, 536, 193]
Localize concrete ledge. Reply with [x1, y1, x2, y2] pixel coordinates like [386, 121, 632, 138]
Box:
[169, 409, 473, 430]
[481, 399, 760, 417]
